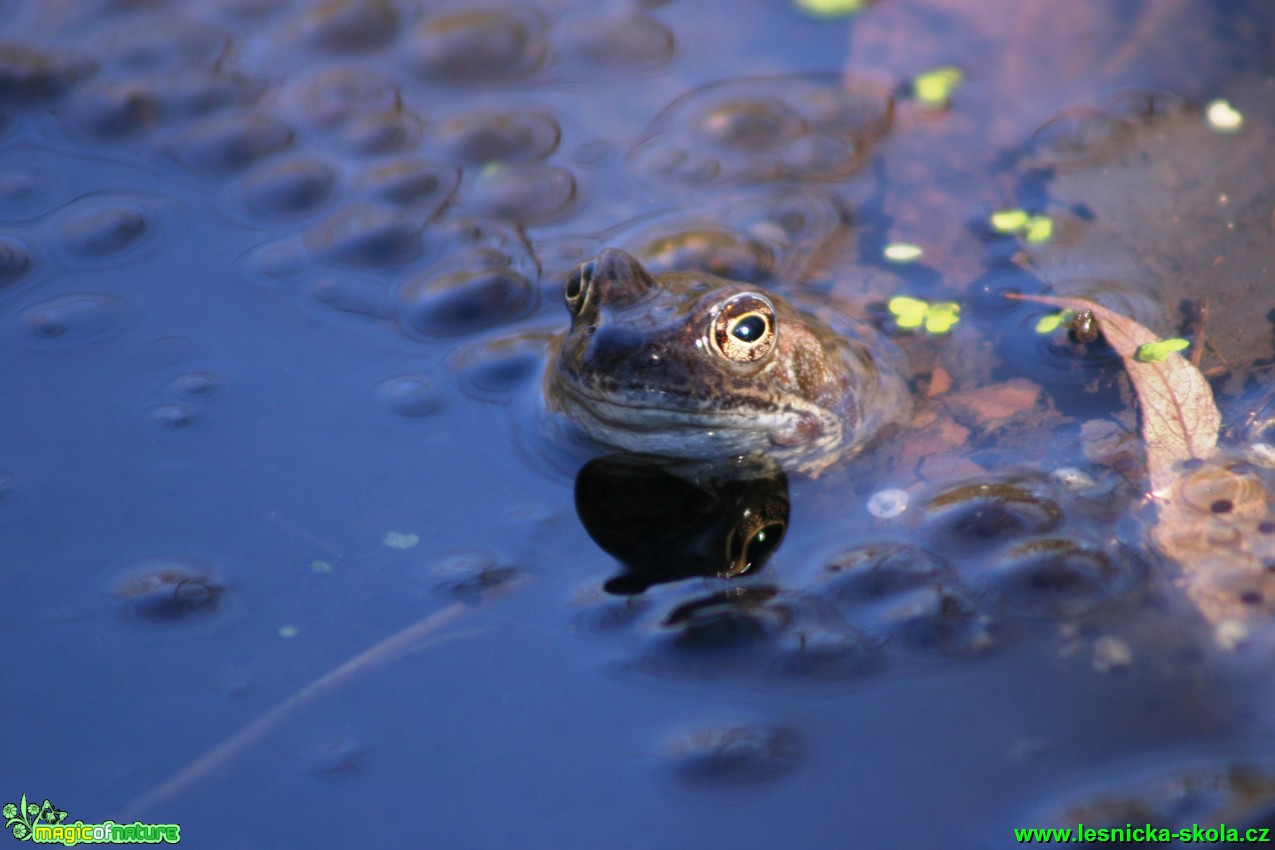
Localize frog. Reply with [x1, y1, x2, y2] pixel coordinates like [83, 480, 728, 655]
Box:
[543, 248, 911, 474]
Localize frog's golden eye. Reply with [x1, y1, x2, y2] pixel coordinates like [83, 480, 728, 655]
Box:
[711, 293, 777, 363]
[564, 260, 595, 316]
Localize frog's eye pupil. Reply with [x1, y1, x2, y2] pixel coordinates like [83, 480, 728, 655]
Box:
[732, 315, 767, 342]
[711, 293, 777, 365]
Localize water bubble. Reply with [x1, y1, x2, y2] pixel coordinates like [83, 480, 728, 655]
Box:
[114, 556, 223, 626]
[397, 266, 536, 337]
[461, 162, 576, 223]
[922, 478, 1062, 551]
[169, 371, 220, 399]
[866, 488, 909, 518]
[307, 203, 423, 266]
[338, 110, 425, 156]
[558, 13, 674, 69]
[631, 75, 890, 187]
[274, 66, 400, 129]
[19, 293, 130, 346]
[435, 109, 560, 164]
[356, 159, 458, 211]
[310, 275, 393, 319]
[1026, 107, 1128, 170]
[241, 156, 337, 215]
[58, 199, 147, 257]
[174, 112, 294, 173]
[980, 538, 1144, 619]
[150, 403, 196, 428]
[300, 0, 401, 52]
[410, 9, 547, 85]
[696, 98, 804, 152]
[0, 43, 95, 105]
[770, 626, 883, 681]
[821, 543, 954, 600]
[665, 723, 801, 787]
[64, 78, 160, 137]
[374, 374, 442, 417]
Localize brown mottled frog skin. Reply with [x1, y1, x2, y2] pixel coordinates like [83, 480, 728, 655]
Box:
[544, 249, 910, 474]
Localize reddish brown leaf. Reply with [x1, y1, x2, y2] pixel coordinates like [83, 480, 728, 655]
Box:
[1008, 292, 1220, 493]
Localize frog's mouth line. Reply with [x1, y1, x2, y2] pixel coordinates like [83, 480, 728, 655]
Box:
[551, 378, 792, 433]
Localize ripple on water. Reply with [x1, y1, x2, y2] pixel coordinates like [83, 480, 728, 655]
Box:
[664, 722, 802, 788]
[434, 109, 560, 164]
[241, 155, 337, 215]
[299, 0, 402, 53]
[169, 371, 220, 399]
[63, 77, 161, 138]
[150, 403, 196, 429]
[408, 8, 547, 85]
[55, 197, 149, 259]
[19, 293, 130, 347]
[172, 111, 295, 173]
[630, 75, 892, 188]
[113, 556, 224, 626]
[306, 203, 424, 266]
[374, 373, 443, 417]
[0, 235, 31, 286]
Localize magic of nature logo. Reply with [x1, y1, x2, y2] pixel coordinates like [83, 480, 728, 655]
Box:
[4, 795, 179, 845]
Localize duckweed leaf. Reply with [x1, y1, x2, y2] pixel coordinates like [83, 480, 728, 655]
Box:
[1135, 338, 1190, 362]
[913, 66, 963, 109]
[1034, 309, 1074, 334]
[883, 243, 924, 263]
[887, 295, 928, 329]
[990, 209, 1030, 233]
[792, 0, 867, 19]
[1008, 292, 1219, 493]
[1024, 215, 1054, 243]
[888, 296, 961, 334]
[383, 531, 420, 549]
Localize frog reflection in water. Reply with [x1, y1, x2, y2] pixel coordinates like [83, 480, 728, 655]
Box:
[545, 249, 911, 474]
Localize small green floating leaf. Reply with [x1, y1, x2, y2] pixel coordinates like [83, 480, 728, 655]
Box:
[1135, 338, 1190, 362]
[889, 296, 960, 335]
[279, 625, 299, 638]
[923, 302, 961, 335]
[793, 0, 867, 18]
[990, 209, 1030, 233]
[1034, 309, 1074, 334]
[888, 295, 929, 329]
[310, 560, 334, 573]
[1206, 98, 1243, 133]
[1025, 215, 1054, 243]
[883, 242, 924, 263]
[913, 66, 963, 109]
[383, 531, 420, 550]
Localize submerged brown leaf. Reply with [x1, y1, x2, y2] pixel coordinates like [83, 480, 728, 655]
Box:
[1008, 292, 1220, 493]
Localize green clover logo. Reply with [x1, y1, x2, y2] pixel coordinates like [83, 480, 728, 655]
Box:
[4, 794, 66, 841]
